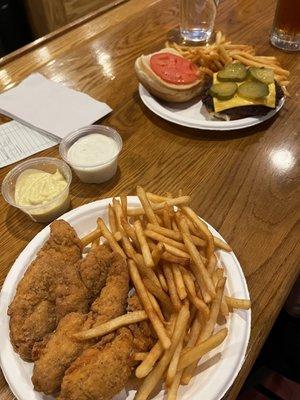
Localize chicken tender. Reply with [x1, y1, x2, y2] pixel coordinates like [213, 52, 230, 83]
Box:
[8, 220, 84, 360]
[32, 252, 129, 395]
[56, 295, 156, 400]
[79, 244, 113, 300]
[8, 220, 115, 362]
[128, 294, 156, 354]
[58, 328, 133, 400]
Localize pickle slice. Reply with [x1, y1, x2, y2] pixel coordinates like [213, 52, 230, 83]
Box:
[217, 63, 247, 82]
[237, 81, 269, 99]
[209, 82, 238, 100]
[248, 67, 274, 84]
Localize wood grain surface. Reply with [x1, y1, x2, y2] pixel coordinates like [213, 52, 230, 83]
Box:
[0, 0, 299, 399]
[24, 0, 67, 37]
[64, 0, 118, 23]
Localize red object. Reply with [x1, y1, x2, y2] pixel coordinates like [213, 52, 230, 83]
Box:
[150, 52, 199, 84]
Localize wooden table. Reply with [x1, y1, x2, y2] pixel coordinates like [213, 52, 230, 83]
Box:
[0, 0, 299, 398]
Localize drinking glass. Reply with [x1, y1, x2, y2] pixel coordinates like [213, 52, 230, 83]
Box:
[270, 0, 300, 51]
[180, 0, 217, 43]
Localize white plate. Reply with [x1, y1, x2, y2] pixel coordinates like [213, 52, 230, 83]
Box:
[0, 197, 251, 400]
[139, 83, 284, 131]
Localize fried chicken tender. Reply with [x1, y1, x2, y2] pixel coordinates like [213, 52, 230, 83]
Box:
[128, 294, 156, 354]
[8, 220, 115, 362]
[58, 328, 133, 400]
[32, 252, 129, 395]
[79, 244, 113, 300]
[31, 244, 113, 361]
[8, 221, 84, 360]
[56, 295, 156, 400]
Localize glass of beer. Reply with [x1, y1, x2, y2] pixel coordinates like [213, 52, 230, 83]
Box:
[270, 0, 300, 51]
[180, 0, 217, 43]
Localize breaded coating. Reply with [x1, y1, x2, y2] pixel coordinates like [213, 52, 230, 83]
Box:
[57, 296, 155, 400]
[32, 312, 87, 394]
[79, 245, 112, 300]
[32, 252, 129, 395]
[31, 244, 113, 361]
[58, 328, 133, 400]
[8, 220, 84, 360]
[8, 220, 115, 362]
[128, 294, 156, 354]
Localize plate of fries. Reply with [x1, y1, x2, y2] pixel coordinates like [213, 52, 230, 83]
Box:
[139, 31, 289, 131]
[0, 188, 251, 400]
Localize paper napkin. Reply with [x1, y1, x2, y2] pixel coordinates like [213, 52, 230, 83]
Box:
[0, 73, 112, 139]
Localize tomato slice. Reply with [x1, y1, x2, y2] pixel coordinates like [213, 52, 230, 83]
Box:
[150, 53, 199, 84]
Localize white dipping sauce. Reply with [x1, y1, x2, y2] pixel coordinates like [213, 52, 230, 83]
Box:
[67, 133, 120, 183]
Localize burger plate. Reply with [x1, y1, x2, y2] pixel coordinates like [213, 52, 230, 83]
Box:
[139, 84, 285, 131]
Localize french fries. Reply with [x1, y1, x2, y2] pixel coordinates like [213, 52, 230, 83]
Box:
[143, 277, 173, 314]
[172, 264, 187, 301]
[108, 204, 117, 233]
[81, 228, 102, 247]
[120, 194, 128, 219]
[182, 271, 210, 317]
[133, 352, 149, 362]
[147, 223, 206, 247]
[177, 328, 228, 371]
[181, 206, 214, 260]
[163, 203, 172, 229]
[127, 196, 190, 216]
[163, 263, 182, 311]
[121, 217, 140, 249]
[151, 242, 165, 267]
[165, 31, 290, 90]
[134, 220, 155, 268]
[136, 315, 177, 379]
[78, 187, 251, 399]
[181, 276, 226, 384]
[129, 260, 171, 350]
[177, 216, 216, 298]
[148, 291, 166, 322]
[137, 185, 159, 226]
[226, 296, 251, 310]
[135, 302, 190, 400]
[73, 311, 148, 340]
[97, 218, 126, 258]
[144, 229, 188, 252]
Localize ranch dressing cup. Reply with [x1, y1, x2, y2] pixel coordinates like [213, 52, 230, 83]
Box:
[59, 125, 122, 184]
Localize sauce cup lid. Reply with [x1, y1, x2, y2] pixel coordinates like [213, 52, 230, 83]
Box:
[59, 125, 123, 169]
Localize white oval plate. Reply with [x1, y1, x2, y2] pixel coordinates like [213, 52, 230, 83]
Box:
[0, 197, 251, 400]
[139, 83, 284, 131]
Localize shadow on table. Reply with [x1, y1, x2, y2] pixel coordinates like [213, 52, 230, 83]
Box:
[70, 166, 122, 200]
[134, 91, 280, 142]
[4, 206, 42, 241]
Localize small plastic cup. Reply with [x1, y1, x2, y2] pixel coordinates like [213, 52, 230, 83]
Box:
[1, 157, 72, 223]
[59, 125, 123, 184]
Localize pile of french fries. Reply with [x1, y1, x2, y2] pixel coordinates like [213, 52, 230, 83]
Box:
[166, 31, 290, 95]
[78, 187, 251, 400]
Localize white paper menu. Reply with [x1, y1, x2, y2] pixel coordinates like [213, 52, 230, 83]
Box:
[0, 121, 58, 168]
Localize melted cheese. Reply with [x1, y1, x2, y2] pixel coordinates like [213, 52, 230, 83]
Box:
[212, 74, 276, 113]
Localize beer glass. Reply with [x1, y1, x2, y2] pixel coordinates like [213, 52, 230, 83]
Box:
[270, 0, 300, 51]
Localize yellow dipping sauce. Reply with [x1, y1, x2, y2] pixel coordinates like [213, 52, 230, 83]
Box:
[15, 169, 70, 222]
